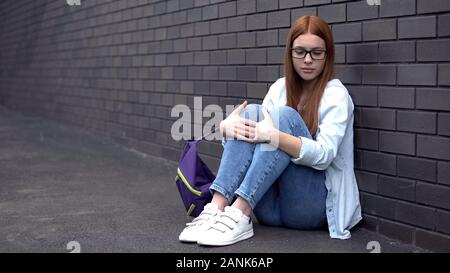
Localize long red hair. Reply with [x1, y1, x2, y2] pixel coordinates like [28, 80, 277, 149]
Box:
[284, 16, 335, 137]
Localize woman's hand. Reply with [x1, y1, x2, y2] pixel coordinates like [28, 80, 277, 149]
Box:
[220, 101, 257, 142]
[254, 107, 277, 144]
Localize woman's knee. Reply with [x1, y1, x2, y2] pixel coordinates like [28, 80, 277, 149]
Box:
[270, 106, 309, 135]
[239, 103, 262, 122]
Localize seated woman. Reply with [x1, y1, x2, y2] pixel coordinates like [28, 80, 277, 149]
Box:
[179, 15, 362, 246]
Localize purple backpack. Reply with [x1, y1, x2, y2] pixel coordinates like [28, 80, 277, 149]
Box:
[175, 139, 215, 217]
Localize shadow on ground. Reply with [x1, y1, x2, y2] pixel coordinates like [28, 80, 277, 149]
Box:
[0, 106, 430, 253]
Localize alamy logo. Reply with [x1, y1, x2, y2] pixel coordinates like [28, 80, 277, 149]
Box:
[66, 0, 81, 6]
[366, 0, 381, 5]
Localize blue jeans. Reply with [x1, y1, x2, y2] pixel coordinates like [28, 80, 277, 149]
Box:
[210, 104, 327, 229]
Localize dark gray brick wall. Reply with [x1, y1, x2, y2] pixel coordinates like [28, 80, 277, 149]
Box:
[0, 0, 449, 252]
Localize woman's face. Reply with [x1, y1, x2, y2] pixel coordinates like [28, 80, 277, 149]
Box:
[291, 32, 326, 83]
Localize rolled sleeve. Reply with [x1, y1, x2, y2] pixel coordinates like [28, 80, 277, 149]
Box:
[290, 87, 352, 170]
[291, 136, 321, 166]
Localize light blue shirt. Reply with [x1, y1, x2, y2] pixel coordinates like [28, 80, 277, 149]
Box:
[261, 77, 362, 239]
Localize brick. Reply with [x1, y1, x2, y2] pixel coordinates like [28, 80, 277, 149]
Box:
[237, 0, 256, 15]
[363, 19, 396, 41]
[318, 4, 346, 23]
[257, 30, 279, 47]
[218, 1, 236, 18]
[279, 0, 304, 9]
[438, 14, 450, 37]
[378, 218, 413, 245]
[419, 182, 450, 212]
[417, 88, 450, 111]
[246, 48, 267, 64]
[361, 192, 397, 219]
[304, 0, 331, 6]
[397, 202, 436, 231]
[210, 18, 227, 34]
[236, 66, 257, 81]
[194, 21, 210, 36]
[227, 82, 246, 98]
[362, 65, 396, 85]
[218, 66, 237, 80]
[173, 67, 187, 79]
[335, 65, 362, 84]
[267, 47, 284, 64]
[194, 0, 209, 8]
[437, 210, 450, 235]
[332, 23, 362, 43]
[418, 0, 450, 14]
[194, 81, 210, 95]
[399, 16, 436, 39]
[377, 175, 415, 202]
[210, 81, 227, 96]
[237, 32, 256, 48]
[218, 33, 237, 49]
[203, 66, 218, 80]
[380, 131, 415, 156]
[361, 214, 378, 232]
[257, 65, 280, 82]
[180, 0, 195, 10]
[247, 13, 267, 31]
[202, 35, 218, 50]
[379, 41, 415, 63]
[380, 0, 415, 18]
[361, 150, 397, 175]
[348, 86, 378, 107]
[202, 5, 219, 20]
[347, 0, 378, 22]
[180, 23, 195, 37]
[279, 28, 290, 46]
[354, 129, 379, 151]
[418, 39, 450, 61]
[438, 113, 450, 136]
[210, 50, 227, 64]
[194, 51, 209, 65]
[438, 161, 450, 186]
[438, 64, 450, 86]
[187, 37, 202, 51]
[334, 44, 345, 64]
[398, 64, 437, 86]
[397, 110, 436, 134]
[346, 43, 378, 63]
[291, 7, 317, 23]
[416, 229, 450, 252]
[247, 82, 269, 99]
[227, 49, 246, 64]
[268, 10, 291, 28]
[417, 135, 450, 161]
[227, 16, 246, 32]
[355, 170, 378, 193]
[187, 7, 202, 22]
[360, 108, 395, 130]
[257, 0, 279, 12]
[397, 156, 436, 182]
[379, 87, 414, 109]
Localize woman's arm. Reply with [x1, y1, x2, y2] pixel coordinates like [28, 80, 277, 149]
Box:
[268, 129, 303, 158]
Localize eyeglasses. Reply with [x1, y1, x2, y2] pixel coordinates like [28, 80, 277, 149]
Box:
[291, 47, 327, 60]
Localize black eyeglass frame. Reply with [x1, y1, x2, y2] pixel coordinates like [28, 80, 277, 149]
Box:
[290, 47, 327, 60]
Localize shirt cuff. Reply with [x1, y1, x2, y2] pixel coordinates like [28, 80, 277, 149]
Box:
[290, 136, 318, 166]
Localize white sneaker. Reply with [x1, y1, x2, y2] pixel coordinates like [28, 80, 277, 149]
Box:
[178, 203, 219, 243]
[197, 206, 254, 246]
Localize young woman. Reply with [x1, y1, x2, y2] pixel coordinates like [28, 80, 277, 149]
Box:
[179, 15, 362, 246]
